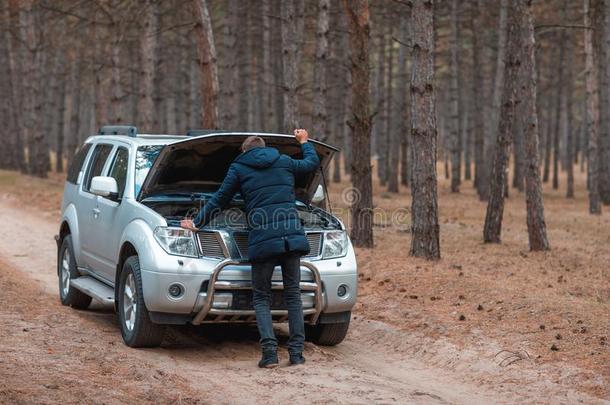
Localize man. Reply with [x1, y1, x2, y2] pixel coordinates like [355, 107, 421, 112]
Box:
[181, 129, 320, 368]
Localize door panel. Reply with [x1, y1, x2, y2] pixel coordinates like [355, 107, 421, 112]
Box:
[77, 143, 113, 279]
[92, 147, 130, 281]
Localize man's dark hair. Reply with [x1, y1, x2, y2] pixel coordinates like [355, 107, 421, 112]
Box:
[241, 136, 265, 152]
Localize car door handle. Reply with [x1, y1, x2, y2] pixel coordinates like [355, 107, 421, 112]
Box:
[92, 208, 100, 218]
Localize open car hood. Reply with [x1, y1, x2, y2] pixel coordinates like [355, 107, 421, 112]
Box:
[137, 133, 338, 204]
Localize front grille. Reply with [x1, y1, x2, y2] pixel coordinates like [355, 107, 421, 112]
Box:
[197, 231, 225, 258]
[233, 232, 322, 259]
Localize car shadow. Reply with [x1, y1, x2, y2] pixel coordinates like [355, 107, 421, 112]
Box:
[78, 299, 291, 354]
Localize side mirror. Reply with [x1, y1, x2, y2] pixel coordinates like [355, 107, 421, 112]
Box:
[91, 176, 119, 199]
[312, 184, 325, 203]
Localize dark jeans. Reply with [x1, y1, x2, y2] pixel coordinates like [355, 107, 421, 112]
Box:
[251, 252, 305, 354]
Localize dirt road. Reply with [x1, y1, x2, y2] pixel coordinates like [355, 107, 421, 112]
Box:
[0, 198, 604, 404]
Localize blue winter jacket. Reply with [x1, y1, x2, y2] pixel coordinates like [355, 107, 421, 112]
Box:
[193, 142, 320, 261]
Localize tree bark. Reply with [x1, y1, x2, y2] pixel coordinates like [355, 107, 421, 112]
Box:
[373, 23, 387, 185]
[343, 0, 374, 248]
[4, 0, 25, 171]
[281, 0, 300, 131]
[471, 0, 485, 192]
[261, 0, 273, 132]
[21, 1, 47, 177]
[409, 0, 440, 260]
[138, 0, 158, 132]
[313, 0, 330, 143]
[584, 0, 602, 214]
[483, 0, 521, 243]
[396, 10, 410, 189]
[480, 0, 508, 200]
[194, 0, 219, 129]
[386, 19, 399, 193]
[553, 29, 566, 191]
[449, 0, 461, 193]
[565, 23, 575, 198]
[521, 0, 550, 251]
[600, 0, 610, 203]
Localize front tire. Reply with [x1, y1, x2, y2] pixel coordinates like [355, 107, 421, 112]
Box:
[305, 312, 351, 346]
[118, 256, 165, 348]
[58, 235, 92, 309]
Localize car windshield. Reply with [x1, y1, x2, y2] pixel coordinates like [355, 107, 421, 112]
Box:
[135, 145, 164, 197]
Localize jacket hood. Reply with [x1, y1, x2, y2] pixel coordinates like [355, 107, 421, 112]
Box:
[137, 132, 338, 204]
[234, 147, 280, 169]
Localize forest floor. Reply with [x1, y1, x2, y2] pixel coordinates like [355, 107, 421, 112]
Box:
[0, 167, 608, 404]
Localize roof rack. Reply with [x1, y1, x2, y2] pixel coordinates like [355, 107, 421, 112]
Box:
[186, 129, 230, 137]
[99, 125, 138, 137]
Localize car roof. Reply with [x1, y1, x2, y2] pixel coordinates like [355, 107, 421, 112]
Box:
[84, 134, 188, 147]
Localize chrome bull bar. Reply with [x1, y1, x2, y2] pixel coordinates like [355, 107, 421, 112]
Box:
[191, 259, 324, 325]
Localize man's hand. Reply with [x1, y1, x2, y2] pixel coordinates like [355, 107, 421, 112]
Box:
[294, 129, 309, 144]
[180, 219, 198, 232]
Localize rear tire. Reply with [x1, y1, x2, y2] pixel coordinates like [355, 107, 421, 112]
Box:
[118, 256, 165, 348]
[58, 235, 92, 309]
[305, 312, 351, 346]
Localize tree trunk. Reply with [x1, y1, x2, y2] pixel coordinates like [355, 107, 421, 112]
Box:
[193, 0, 219, 129]
[281, 0, 300, 131]
[373, 24, 387, 185]
[109, 12, 123, 124]
[218, 0, 237, 130]
[138, 0, 158, 132]
[565, 23, 575, 198]
[386, 20, 399, 193]
[543, 42, 557, 185]
[22, 1, 47, 177]
[313, 0, 330, 143]
[449, 0, 461, 193]
[472, 0, 485, 192]
[600, 0, 610, 203]
[261, 0, 273, 132]
[521, 0, 549, 251]
[343, 0, 374, 248]
[4, 0, 25, 171]
[483, 0, 520, 243]
[396, 10, 410, 188]
[409, 0, 440, 260]
[480, 0, 508, 200]
[553, 29, 566, 191]
[584, 0, 602, 214]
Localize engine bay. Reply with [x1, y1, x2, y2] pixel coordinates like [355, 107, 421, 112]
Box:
[142, 197, 341, 230]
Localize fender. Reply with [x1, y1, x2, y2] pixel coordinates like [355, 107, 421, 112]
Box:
[61, 203, 83, 265]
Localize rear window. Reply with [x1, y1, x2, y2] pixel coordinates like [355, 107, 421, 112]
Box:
[66, 143, 92, 184]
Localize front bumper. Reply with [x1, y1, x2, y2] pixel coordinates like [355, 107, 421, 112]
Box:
[140, 254, 358, 324]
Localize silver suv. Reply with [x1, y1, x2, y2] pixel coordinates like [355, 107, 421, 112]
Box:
[56, 126, 357, 348]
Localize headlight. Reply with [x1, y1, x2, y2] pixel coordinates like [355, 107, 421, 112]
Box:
[322, 231, 348, 259]
[154, 227, 198, 257]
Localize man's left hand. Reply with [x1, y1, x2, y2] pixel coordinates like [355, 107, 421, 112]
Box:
[180, 219, 198, 232]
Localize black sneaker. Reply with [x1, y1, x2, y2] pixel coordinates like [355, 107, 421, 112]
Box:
[258, 350, 279, 368]
[289, 353, 306, 366]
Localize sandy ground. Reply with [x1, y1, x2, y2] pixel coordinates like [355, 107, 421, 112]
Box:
[0, 168, 608, 404]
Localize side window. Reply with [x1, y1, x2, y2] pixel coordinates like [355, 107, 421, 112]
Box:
[83, 144, 113, 192]
[66, 143, 92, 184]
[108, 147, 129, 199]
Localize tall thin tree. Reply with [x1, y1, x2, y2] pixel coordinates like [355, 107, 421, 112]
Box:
[193, 0, 219, 129]
[409, 0, 440, 259]
[584, 0, 601, 214]
[139, 0, 158, 132]
[343, 0, 374, 248]
[521, 0, 549, 251]
[483, 0, 521, 243]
